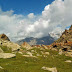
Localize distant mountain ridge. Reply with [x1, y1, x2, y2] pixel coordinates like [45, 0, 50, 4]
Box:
[16, 34, 55, 45]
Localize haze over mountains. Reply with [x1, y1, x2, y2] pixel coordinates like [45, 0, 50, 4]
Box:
[16, 34, 55, 45]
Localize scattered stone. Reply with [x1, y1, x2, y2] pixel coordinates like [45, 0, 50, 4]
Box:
[18, 52, 23, 54]
[36, 53, 42, 56]
[0, 66, 3, 69]
[21, 42, 32, 50]
[0, 53, 16, 59]
[59, 49, 63, 55]
[51, 48, 58, 51]
[23, 55, 37, 58]
[41, 45, 48, 49]
[65, 52, 72, 57]
[44, 52, 50, 55]
[43, 55, 47, 57]
[65, 60, 72, 63]
[31, 50, 35, 53]
[42, 66, 57, 72]
[25, 61, 28, 63]
[26, 52, 33, 56]
[68, 50, 72, 52]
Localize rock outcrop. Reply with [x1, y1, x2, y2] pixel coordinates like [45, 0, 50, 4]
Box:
[21, 42, 32, 50]
[48, 25, 72, 57]
[0, 39, 21, 51]
[0, 34, 10, 41]
[0, 53, 16, 58]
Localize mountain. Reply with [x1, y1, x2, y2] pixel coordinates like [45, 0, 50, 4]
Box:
[21, 42, 32, 50]
[55, 25, 72, 43]
[16, 34, 55, 45]
[49, 25, 72, 56]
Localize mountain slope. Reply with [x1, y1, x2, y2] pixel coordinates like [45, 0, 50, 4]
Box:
[55, 25, 72, 43]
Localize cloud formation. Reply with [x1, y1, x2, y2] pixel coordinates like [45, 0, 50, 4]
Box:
[0, 0, 72, 42]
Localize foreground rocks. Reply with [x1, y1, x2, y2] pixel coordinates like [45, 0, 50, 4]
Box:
[0, 66, 3, 69]
[65, 51, 72, 57]
[21, 42, 32, 50]
[0, 53, 16, 58]
[0, 39, 21, 51]
[42, 66, 57, 72]
[65, 60, 72, 63]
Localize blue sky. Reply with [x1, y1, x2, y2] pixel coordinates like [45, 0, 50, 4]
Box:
[0, 0, 55, 15]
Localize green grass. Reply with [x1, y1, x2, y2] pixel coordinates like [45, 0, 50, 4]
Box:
[0, 48, 72, 72]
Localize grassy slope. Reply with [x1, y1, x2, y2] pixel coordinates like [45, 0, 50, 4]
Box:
[0, 46, 12, 53]
[0, 48, 72, 72]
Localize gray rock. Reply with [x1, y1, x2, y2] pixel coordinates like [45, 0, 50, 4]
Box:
[65, 60, 72, 63]
[0, 66, 3, 69]
[0, 39, 21, 51]
[42, 66, 57, 72]
[65, 52, 72, 57]
[58, 49, 63, 55]
[0, 53, 16, 59]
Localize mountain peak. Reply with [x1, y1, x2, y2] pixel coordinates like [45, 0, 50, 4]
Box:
[0, 34, 10, 41]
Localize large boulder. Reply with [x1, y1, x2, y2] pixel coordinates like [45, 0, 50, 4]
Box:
[42, 66, 57, 72]
[65, 51, 72, 57]
[0, 34, 10, 41]
[21, 42, 32, 50]
[0, 39, 21, 51]
[0, 53, 16, 58]
[65, 60, 72, 63]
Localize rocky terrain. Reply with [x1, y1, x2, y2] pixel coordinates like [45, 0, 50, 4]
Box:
[0, 25, 72, 72]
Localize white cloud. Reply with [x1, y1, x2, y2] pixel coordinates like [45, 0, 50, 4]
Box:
[28, 13, 35, 19]
[0, 0, 72, 42]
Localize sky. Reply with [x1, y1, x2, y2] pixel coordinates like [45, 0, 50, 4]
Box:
[0, 0, 72, 42]
[0, 0, 55, 15]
